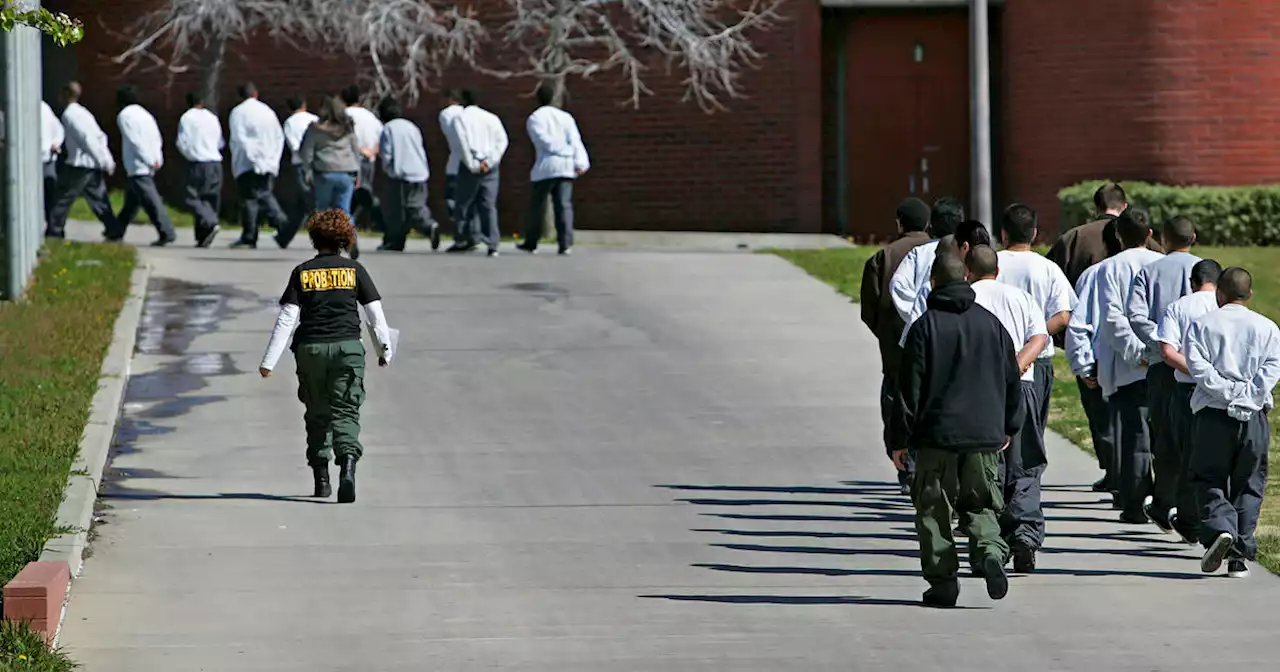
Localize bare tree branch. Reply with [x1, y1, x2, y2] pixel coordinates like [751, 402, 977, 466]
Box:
[477, 0, 787, 111]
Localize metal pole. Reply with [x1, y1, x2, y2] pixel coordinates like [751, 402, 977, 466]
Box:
[969, 0, 993, 233]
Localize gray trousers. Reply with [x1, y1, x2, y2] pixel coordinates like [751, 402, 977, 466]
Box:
[455, 165, 501, 250]
[351, 158, 385, 232]
[46, 166, 117, 238]
[880, 373, 914, 486]
[235, 172, 287, 245]
[522, 177, 575, 250]
[1078, 375, 1118, 484]
[383, 179, 433, 250]
[1032, 358, 1054, 430]
[1001, 379, 1047, 550]
[115, 175, 178, 241]
[186, 162, 222, 241]
[1190, 407, 1269, 560]
[1111, 379, 1152, 516]
[1168, 382, 1200, 541]
[43, 159, 57, 222]
[1147, 363, 1179, 516]
[445, 173, 479, 244]
[275, 165, 313, 249]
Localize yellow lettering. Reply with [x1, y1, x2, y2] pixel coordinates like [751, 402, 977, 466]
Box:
[299, 268, 356, 293]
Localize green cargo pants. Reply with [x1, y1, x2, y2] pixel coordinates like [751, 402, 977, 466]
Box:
[913, 448, 1009, 585]
[294, 340, 366, 467]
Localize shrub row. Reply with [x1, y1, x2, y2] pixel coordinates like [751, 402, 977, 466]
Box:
[1058, 181, 1280, 246]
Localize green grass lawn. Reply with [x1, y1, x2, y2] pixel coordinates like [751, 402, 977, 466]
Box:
[768, 243, 1280, 574]
[0, 241, 135, 667]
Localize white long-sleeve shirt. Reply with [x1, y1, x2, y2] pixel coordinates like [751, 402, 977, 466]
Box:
[1127, 250, 1201, 361]
[438, 104, 464, 175]
[995, 249, 1077, 359]
[1157, 290, 1220, 384]
[228, 97, 285, 178]
[117, 104, 165, 177]
[61, 101, 114, 172]
[972, 279, 1048, 382]
[1097, 247, 1165, 397]
[1186, 303, 1280, 421]
[346, 106, 383, 154]
[176, 107, 224, 164]
[451, 105, 509, 175]
[40, 101, 64, 164]
[890, 239, 940, 346]
[527, 105, 590, 182]
[283, 110, 318, 166]
[1066, 264, 1105, 378]
[260, 300, 393, 371]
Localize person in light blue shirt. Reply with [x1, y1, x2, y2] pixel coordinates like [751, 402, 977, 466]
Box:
[889, 198, 965, 345]
[1184, 267, 1280, 579]
[1065, 260, 1120, 496]
[376, 96, 439, 252]
[1095, 209, 1163, 524]
[1156, 259, 1222, 545]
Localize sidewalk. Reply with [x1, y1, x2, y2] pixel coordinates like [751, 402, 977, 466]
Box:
[58, 221, 1280, 670]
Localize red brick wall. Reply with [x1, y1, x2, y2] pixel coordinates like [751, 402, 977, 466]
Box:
[1004, 0, 1280, 235]
[48, 0, 823, 234]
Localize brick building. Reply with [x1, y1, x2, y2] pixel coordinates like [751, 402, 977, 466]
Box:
[41, 0, 1280, 240]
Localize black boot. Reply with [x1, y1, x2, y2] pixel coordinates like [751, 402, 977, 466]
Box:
[312, 465, 332, 498]
[337, 457, 358, 504]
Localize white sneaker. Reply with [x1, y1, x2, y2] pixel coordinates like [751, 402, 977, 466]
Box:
[1227, 559, 1250, 579]
[1201, 532, 1233, 573]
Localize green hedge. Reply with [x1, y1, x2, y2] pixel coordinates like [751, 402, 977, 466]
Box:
[1058, 181, 1280, 246]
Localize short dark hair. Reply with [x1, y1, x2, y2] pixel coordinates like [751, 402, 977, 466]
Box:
[931, 250, 969, 286]
[929, 197, 965, 238]
[378, 96, 403, 121]
[443, 87, 464, 104]
[116, 84, 139, 110]
[1094, 182, 1127, 213]
[896, 197, 930, 233]
[1218, 267, 1253, 302]
[1162, 215, 1196, 249]
[1115, 208, 1152, 248]
[460, 88, 477, 106]
[62, 81, 82, 100]
[286, 95, 305, 112]
[955, 220, 991, 249]
[237, 81, 258, 99]
[1001, 204, 1038, 244]
[965, 245, 1000, 279]
[536, 84, 556, 107]
[1190, 259, 1222, 289]
[340, 84, 361, 106]
[185, 91, 204, 108]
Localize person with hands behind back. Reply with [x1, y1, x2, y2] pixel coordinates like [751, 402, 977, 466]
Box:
[259, 209, 394, 504]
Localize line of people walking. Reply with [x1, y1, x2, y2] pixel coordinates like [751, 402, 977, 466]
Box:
[38, 80, 590, 258]
[861, 184, 1280, 607]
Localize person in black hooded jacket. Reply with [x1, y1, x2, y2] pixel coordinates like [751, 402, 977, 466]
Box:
[891, 251, 1026, 608]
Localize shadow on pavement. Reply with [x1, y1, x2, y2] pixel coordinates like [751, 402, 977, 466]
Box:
[640, 594, 974, 608]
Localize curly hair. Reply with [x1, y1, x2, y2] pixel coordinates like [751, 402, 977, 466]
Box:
[307, 209, 357, 251]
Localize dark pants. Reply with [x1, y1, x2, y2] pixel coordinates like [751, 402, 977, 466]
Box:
[1001, 380, 1048, 550]
[914, 449, 1008, 587]
[185, 162, 222, 242]
[1111, 379, 1152, 516]
[522, 177, 575, 251]
[295, 340, 367, 468]
[1168, 382, 1200, 541]
[277, 163, 313, 248]
[880, 373, 914, 486]
[46, 166, 117, 238]
[1189, 407, 1269, 560]
[383, 179, 433, 250]
[455, 165, 501, 250]
[1032, 358, 1054, 431]
[113, 174, 177, 241]
[351, 158, 385, 232]
[445, 173, 479, 245]
[1147, 363, 1179, 516]
[1078, 376, 1118, 485]
[235, 172, 287, 245]
[43, 160, 57, 223]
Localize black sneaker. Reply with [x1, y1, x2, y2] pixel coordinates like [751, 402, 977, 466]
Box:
[516, 244, 538, 254]
[1201, 532, 1233, 573]
[150, 235, 176, 248]
[1091, 476, 1111, 492]
[429, 221, 441, 250]
[559, 247, 572, 256]
[954, 525, 967, 537]
[487, 248, 500, 258]
[922, 581, 959, 608]
[1143, 498, 1174, 534]
[982, 556, 1009, 600]
[1227, 559, 1250, 579]
[196, 225, 221, 248]
[229, 239, 256, 250]
[377, 243, 404, 252]
[1118, 510, 1149, 525]
[446, 242, 477, 253]
[1012, 545, 1036, 574]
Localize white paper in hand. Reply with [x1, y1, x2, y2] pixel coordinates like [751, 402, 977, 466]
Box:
[366, 323, 399, 365]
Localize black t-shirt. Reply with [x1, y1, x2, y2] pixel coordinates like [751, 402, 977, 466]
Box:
[279, 254, 381, 348]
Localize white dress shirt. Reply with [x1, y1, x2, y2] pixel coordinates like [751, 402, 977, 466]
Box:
[176, 107, 224, 164]
[438, 104, 464, 175]
[995, 249, 1077, 359]
[40, 101, 64, 164]
[1066, 264, 1105, 378]
[60, 101, 114, 173]
[450, 105, 509, 174]
[1186, 303, 1280, 421]
[890, 239, 940, 346]
[346, 106, 384, 153]
[972, 279, 1048, 382]
[228, 97, 285, 178]
[1157, 290, 1220, 384]
[1097, 247, 1165, 397]
[1127, 250, 1202, 361]
[283, 110, 318, 165]
[527, 105, 590, 182]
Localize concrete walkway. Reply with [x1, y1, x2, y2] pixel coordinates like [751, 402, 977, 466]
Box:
[60, 223, 1280, 670]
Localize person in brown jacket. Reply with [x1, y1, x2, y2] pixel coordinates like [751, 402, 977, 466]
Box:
[1046, 182, 1163, 287]
[861, 197, 933, 494]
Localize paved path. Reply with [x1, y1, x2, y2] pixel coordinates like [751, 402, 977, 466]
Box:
[60, 223, 1280, 670]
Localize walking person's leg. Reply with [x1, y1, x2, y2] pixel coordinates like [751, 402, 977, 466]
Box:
[235, 173, 262, 246]
[1169, 384, 1200, 543]
[1115, 380, 1152, 521]
[1000, 382, 1047, 571]
[477, 168, 501, 254]
[46, 166, 92, 238]
[1079, 376, 1118, 491]
[445, 173, 472, 246]
[277, 165, 312, 249]
[83, 170, 122, 239]
[404, 181, 435, 242]
[1146, 363, 1178, 529]
[132, 175, 177, 245]
[1190, 408, 1241, 572]
[552, 178, 575, 253]
[449, 167, 482, 252]
[114, 178, 142, 236]
[187, 164, 216, 244]
[380, 178, 407, 251]
[328, 340, 367, 503]
[913, 448, 961, 606]
[1033, 358, 1054, 432]
[258, 174, 289, 234]
[43, 160, 58, 224]
[295, 344, 335, 497]
[522, 179, 550, 251]
[958, 450, 1010, 600]
[1229, 413, 1269, 566]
